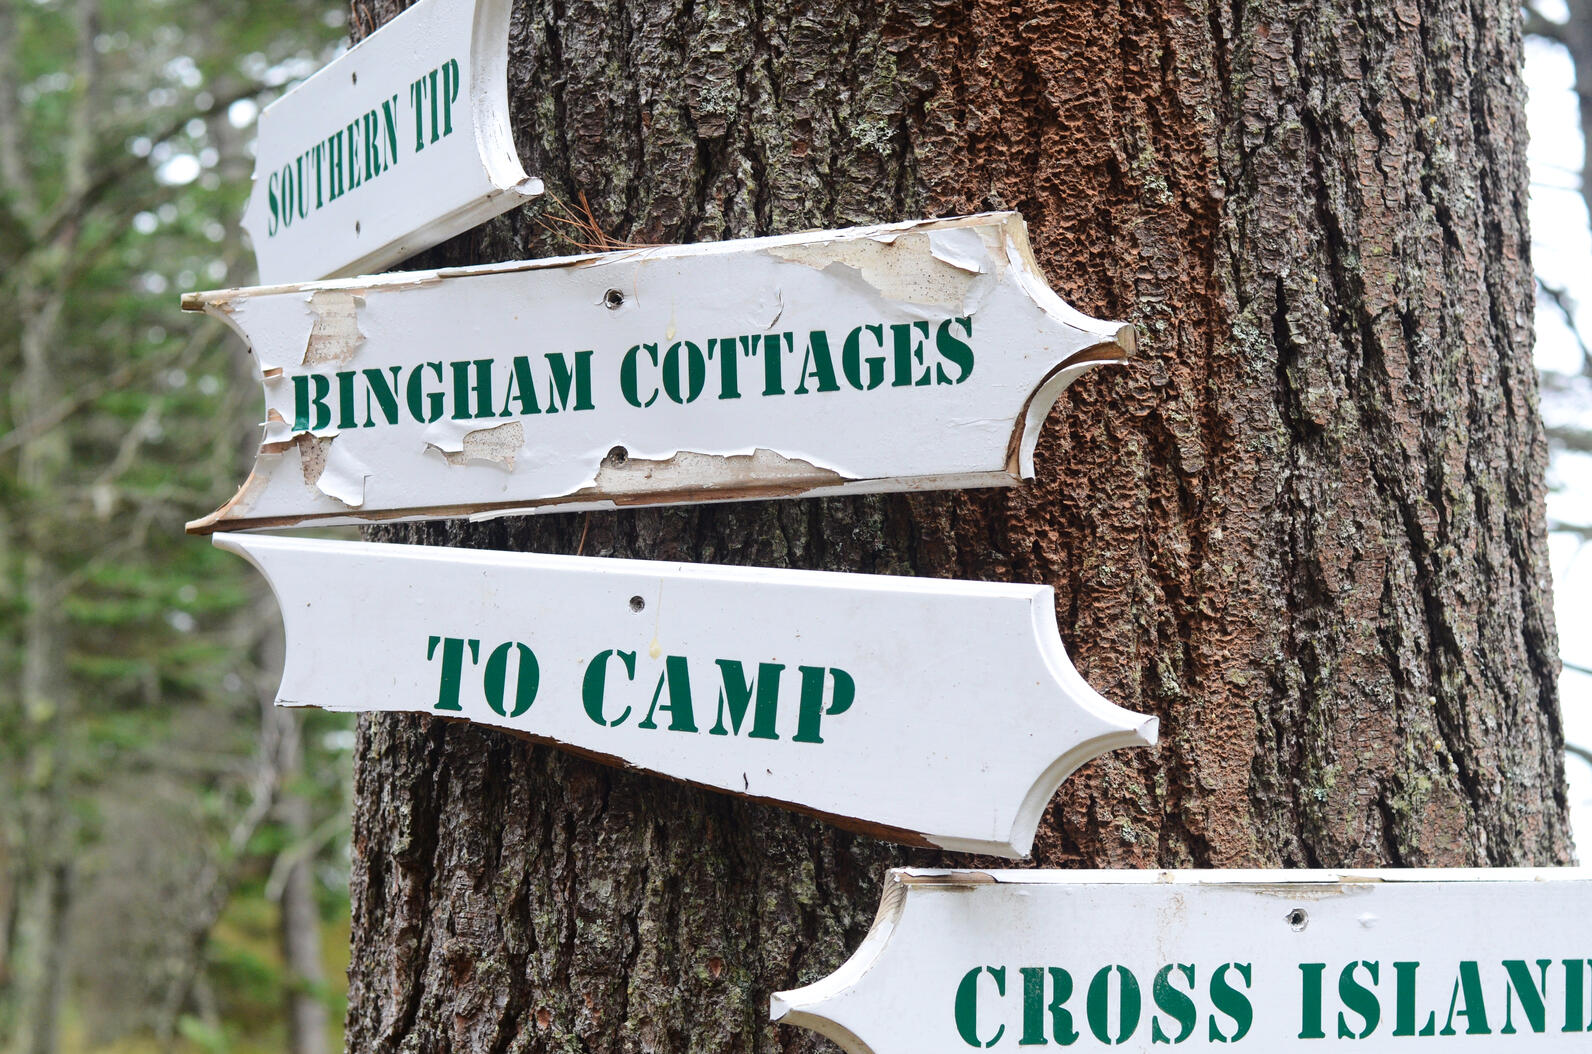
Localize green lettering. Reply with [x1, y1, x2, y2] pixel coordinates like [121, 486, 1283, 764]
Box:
[292, 373, 332, 431]
[363, 110, 381, 180]
[841, 323, 887, 390]
[936, 316, 975, 384]
[709, 660, 782, 740]
[1336, 961, 1380, 1039]
[295, 155, 309, 219]
[708, 337, 742, 399]
[1086, 965, 1141, 1045]
[327, 129, 346, 199]
[582, 649, 636, 727]
[1501, 960, 1551, 1035]
[428, 68, 440, 144]
[312, 142, 325, 208]
[336, 369, 357, 429]
[621, 344, 659, 408]
[793, 666, 854, 744]
[662, 341, 706, 404]
[1298, 963, 1327, 1040]
[1047, 968, 1079, 1044]
[1019, 967, 1048, 1046]
[409, 78, 427, 151]
[746, 333, 789, 396]
[483, 642, 538, 719]
[1151, 964, 1196, 1044]
[891, 320, 932, 386]
[638, 656, 698, 732]
[501, 355, 542, 415]
[279, 163, 296, 227]
[793, 330, 840, 394]
[1567, 959, 1591, 1032]
[381, 94, 400, 168]
[450, 358, 495, 420]
[405, 362, 445, 423]
[346, 119, 362, 188]
[426, 636, 479, 712]
[545, 350, 595, 413]
[442, 58, 460, 135]
[362, 366, 403, 427]
[1209, 963, 1252, 1043]
[1393, 961, 1437, 1036]
[267, 170, 279, 236]
[1440, 962, 1491, 1036]
[955, 966, 1006, 1048]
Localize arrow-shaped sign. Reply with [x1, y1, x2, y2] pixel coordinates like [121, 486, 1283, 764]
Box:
[773, 868, 1592, 1052]
[241, 0, 541, 284]
[187, 212, 1133, 533]
[217, 533, 1156, 857]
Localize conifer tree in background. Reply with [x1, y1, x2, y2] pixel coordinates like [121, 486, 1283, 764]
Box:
[0, 2, 349, 1050]
[385, 0, 1563, 1049]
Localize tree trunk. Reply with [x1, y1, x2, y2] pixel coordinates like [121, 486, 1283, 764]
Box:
[344, 0, 1572, 1050]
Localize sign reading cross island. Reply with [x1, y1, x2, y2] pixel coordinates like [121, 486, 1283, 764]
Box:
[215, 533, 1157, 857]
[187, 212, 1133, 532]
[772, 868, 1592, 1052]
[242, 0, 541, 283]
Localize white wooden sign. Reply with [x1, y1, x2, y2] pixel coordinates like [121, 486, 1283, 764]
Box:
[187, 212, 1133, 533]
[773, 868, 1592, 1052]
[241, 0, 541, 284]
[216, 533, 1156, 857]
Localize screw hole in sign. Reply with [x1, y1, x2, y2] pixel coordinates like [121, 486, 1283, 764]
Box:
[607, 446, 628, 465]
[629, 596, 645, 613]
[604, 288, 625, 309]
[1287, 908, 1308, 931]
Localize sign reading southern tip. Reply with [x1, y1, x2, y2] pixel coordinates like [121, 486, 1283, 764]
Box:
[216, 533, 1157, 857]
[772, 868, 1592, 1052]
[186, 212, 1133, 533]
[241, 0, 541, 284]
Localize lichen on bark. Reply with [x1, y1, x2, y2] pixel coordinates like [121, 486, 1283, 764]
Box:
[343, 0, 1571, 1050]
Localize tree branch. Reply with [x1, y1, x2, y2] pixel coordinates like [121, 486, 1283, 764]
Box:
[1524, 4, 1569, 43]
[1536, 276, 1592, 375]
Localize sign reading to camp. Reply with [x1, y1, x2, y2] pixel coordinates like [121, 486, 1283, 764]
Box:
[241, 0, 541, 284]
[216, 533, 1156, 857]
[772, 868, 1592, 1052]
[186, 212, 1134, 532]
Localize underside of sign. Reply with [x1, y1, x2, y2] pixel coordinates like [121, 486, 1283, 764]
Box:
[240, 0, 542, 284]
[188, 212, 1133, 533]
[216, 533, 1157, 857]
[773, 867, 1592, 1052]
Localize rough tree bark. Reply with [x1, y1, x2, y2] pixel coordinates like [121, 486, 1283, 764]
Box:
[344, 0, 1572, 1050]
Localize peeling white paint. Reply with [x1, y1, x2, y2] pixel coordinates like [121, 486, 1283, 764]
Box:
[433, 420, 523, 469]
[216, 533, 1156, 857]
[775, 867, 1592, 1053]
[927, 227, 991, 275]
[239, 0, 542, 284]
[301, 290, 364, 366]
[188, 213, 1133, 533]
[315, 440, 371, 506]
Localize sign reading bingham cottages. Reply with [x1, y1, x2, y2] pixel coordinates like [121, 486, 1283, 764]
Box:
[772, 869, 1592, 1052]
[215, 533, 1157, 857]
[186, 212, 1134, 533]
[242, 0, 541, 284]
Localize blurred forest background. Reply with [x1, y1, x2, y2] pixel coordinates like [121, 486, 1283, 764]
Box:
[0, 0, 1589, 1052]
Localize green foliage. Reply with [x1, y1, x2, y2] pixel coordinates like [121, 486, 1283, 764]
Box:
[0, 0, 356, 1049]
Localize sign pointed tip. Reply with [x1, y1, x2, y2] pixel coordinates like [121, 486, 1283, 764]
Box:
[1136, 712, 1159, 747]
[1113, 322, 1138, 356]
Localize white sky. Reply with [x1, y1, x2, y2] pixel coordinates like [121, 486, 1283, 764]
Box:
[1525, 29, 1592, 857]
